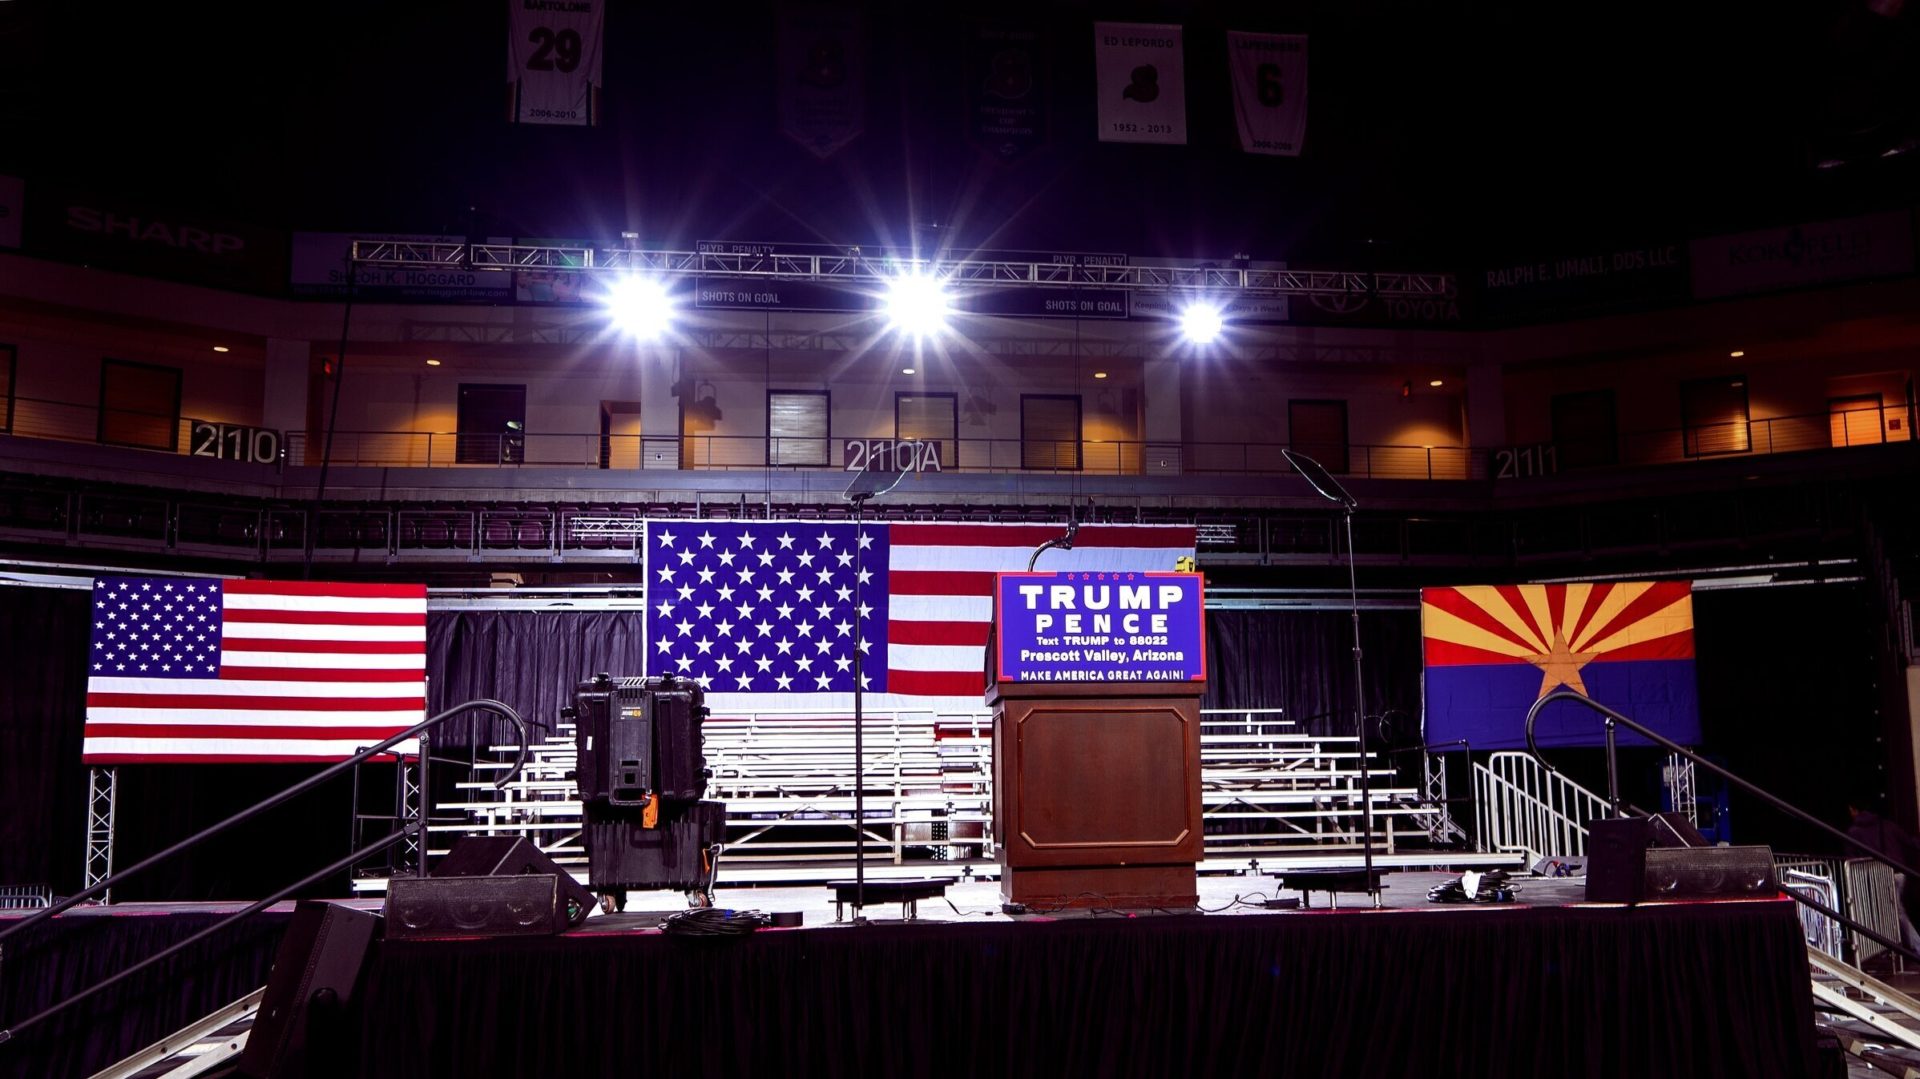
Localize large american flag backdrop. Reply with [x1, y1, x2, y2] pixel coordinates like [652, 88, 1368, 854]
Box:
[645, 521, 1196, 711]
[83, 577, 427, 763]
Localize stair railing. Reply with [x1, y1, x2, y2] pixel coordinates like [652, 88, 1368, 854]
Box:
[1524, 688, 1920, 965]
[0, 698, 529, 1047]
[1472, 750, 1611, 860]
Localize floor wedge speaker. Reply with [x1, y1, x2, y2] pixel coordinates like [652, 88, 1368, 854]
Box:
[385, 874, 569, 939]
[430, 835, 594, 927]
[236, 901, 378, 1078]
[1644, 845, 1777, 899]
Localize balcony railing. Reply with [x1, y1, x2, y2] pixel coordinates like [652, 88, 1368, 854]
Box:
[271, 431, 1483, 480]
[0, 394, 1911, 482]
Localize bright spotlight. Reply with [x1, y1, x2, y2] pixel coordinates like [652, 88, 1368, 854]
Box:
[605, 276, 674, 339]
[884, 272, 951, 337]
[1179, 302, 1225, 345]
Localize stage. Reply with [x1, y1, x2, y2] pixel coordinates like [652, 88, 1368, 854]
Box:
[0, 873, 1820, 1078]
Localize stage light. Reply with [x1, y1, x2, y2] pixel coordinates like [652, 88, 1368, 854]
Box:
[1094, 371, 1108, 379]
[1729, 350, 1745, 358]
[426, 359, 442, 366]
[902, 367, 916, 375]
[883, 272, 951, 337]
[605, 276, 675, 338]
[212, 345, 230, 353]
[1429, 379, 1444, 387]
[1179, 302, 1224, 345]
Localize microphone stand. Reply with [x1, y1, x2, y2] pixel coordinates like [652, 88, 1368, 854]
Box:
[1281, 449, 1380, 906]
[840, 465, 905, 922]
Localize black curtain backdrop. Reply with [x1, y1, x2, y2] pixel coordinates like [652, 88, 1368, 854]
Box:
[351, 902, 1816, 1079]
[0, 908, 290, 1079]
[0, 588, 91, 895]
[1201, 608, 1424, 739]
[427, 610, 648, 749]
[1692, 583, 1882, 853]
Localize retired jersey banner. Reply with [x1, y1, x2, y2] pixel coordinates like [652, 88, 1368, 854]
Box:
[967, 23, 1048, 161]
[1422, 582, 1700, 751]
[779, 8, 865, 158]
[507, 0, 605, 126]
[1227, 32, 1307, 156]
[1093, 22, 1186, 144]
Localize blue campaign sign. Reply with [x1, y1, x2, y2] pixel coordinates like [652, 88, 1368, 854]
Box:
[995, 572, 1206, 684]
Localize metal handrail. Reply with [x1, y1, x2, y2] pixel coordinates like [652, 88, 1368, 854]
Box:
[0, 699, 528, 947]
[0, 698, 530, 1048]
[1524, 688, 1920, 964]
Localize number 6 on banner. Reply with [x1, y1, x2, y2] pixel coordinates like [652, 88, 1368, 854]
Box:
[1228, 32, 1308, 157]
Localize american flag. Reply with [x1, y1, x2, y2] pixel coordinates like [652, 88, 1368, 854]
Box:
[82, 577, 427, 763]
[646, 521, 1197, 710]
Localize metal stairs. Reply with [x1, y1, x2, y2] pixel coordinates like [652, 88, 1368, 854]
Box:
[86, 988, 261, 1079]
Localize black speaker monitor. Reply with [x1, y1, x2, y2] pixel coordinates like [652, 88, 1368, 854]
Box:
[386, 874, 571, 939]
[430, 835, 595, 927]
[1647, 810, 1710, 849]
[1585, 816, 1652, 903]
[236, 901, 379, 1079]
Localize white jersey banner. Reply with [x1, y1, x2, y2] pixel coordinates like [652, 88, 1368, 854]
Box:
[779, 8, 865, 158]
[1093, 23, 1186, 145]
[1227, 32, 1307, 156]
[507, 0, 605, 126]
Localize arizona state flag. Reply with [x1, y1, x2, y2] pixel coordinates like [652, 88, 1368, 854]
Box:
[1422, 582, 1700, 750]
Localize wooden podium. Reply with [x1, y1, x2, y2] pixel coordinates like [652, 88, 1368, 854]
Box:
[988, 678, 1205, 909]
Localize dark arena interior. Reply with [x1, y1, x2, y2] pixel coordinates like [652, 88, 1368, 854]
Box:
[2, 1, 1920, 1076]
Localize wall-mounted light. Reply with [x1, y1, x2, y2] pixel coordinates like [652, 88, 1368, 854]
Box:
[425, 358, 442, 367]
[1729, 350, 1745, 358]
[212, 345, 230, 353]
[1093, 371, 1109, 379]
[1428, 379, 1444, 387]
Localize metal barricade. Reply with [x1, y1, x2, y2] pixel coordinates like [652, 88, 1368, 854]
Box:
[1781, 868, 1844, 960]
[0, 884, 51, 910]
[1844, 856, 1908, 970]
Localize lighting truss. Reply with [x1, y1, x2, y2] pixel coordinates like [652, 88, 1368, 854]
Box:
[351, 241, 1455, 299]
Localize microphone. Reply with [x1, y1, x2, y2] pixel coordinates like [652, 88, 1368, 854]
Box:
[1027, 521, 1080, 571]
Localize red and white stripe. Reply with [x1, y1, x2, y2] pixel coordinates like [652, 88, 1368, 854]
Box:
[83, 580, 427, 763]
[702, 522, 1196, 713]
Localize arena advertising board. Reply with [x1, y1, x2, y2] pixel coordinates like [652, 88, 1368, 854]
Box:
[289, 232, 515, 302]
[995, 571, 1206, 684]
[1478, 240, 1689, 324]
[30, 189, 284, 293]
[1690, 210, 1916, 300]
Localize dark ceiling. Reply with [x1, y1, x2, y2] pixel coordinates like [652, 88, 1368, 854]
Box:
[1, 0, 1915, 266]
